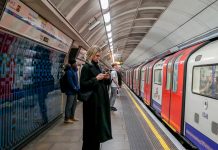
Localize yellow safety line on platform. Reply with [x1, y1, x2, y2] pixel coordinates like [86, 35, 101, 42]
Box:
[124, 86, 170, 150]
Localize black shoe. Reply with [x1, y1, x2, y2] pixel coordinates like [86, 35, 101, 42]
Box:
[111, 107, 117, 111]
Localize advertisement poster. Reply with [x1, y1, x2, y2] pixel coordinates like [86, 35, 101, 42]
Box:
[0, 0, 72, 53]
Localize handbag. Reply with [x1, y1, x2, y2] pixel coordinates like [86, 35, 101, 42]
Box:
[78, 91, 93, 102]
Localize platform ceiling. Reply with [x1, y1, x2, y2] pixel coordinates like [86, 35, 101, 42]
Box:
[21, 0, 218, 67]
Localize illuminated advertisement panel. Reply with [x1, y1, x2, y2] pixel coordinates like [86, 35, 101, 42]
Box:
[0, 0, 72, 52]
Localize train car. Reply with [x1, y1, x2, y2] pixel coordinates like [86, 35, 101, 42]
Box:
[161, 42, 205, 133]
[136, 64, 144, 97]
[161, 51, 183, 124]
[128, 70, 131, 87]
[125, 70, 128, 85]
[126, 70, 129, 87]
[133, 65, 142, 95]
[127, 70, 130, 87]
[140, 64, 146, 99]
[124, 41, 217, 150]
[142, 59, 159, 105]
[184, 40, 218, 149]
[151, 57, 168, 114]
[130, 69, 134, 90]
[125, 70, 127, 85]
[133, 67, 138, 93]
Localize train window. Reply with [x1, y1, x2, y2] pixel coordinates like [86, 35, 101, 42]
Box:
[136, 69, 138, 80]
[166, 59, 173, 90]
[193, 65, 218, 99]
[141, 70, 145, 81]
[172, 55, 182, 92]
[148, 68, 151, 83]
[146, 67, 149, 84]
[154, 69, 162, 85]
[141, 70, 145, 91]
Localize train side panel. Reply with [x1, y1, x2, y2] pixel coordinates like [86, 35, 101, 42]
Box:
[184, 40, 218, 149]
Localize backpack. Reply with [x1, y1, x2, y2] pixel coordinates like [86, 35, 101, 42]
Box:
[117, 71, 122, 86]
[60, 73, 68, 93]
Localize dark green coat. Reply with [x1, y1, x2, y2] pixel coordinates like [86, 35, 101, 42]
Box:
[80, 62, 112, 143]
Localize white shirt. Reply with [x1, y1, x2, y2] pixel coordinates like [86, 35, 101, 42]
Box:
[111, 69, 118, 87]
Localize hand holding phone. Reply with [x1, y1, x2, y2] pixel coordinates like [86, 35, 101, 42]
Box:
[104, 73, 110, 79]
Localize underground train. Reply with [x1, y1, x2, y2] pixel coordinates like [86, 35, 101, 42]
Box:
[125, 40, 218, 150]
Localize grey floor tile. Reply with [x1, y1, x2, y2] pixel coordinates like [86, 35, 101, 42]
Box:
[101, 141, 130, 150]
[22, 94, 130, 150]
[50, 142, 82, 150]
[22, 143, 54, 150]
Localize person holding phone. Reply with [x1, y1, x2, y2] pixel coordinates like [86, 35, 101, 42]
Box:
[80, 45, 112, 150]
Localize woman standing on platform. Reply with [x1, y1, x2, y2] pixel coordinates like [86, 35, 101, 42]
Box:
[80, 46, 112, 150]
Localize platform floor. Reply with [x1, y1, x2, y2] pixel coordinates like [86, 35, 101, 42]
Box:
[22, 86, 183, 150]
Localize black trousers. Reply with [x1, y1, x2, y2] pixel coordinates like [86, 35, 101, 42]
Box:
[82, 139, 100, 150]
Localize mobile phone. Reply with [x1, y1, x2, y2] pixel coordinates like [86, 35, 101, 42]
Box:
[105, 71, 110, 74]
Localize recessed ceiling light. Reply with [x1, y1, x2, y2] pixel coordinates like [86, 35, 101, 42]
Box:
[103, 12, 110, 23]
[107, 32, 112, 38]
[106, 24, 111, 32]
[109, 38, 112, 43]
[100, 0, 109, 10]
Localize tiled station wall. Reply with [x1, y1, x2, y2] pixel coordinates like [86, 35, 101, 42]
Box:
[0, 30, 66, 149]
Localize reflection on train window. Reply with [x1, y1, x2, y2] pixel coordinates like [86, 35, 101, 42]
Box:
[154, 69, 162, 85]
[193, 65, 218, 99]
[172, 55, 182, 92]
[166, 59, 173, 90]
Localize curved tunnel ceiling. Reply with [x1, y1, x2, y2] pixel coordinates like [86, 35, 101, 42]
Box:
[48, 0, 172, 65]
[20, 0, 218, 68]
[125, 0, 218, 67]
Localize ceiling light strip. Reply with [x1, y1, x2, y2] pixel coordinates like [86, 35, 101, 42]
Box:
[99, 0, 114, 62]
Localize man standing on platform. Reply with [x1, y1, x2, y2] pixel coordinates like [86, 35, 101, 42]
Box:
[110, 63, 119, 111]
[64, 59, 80, 123]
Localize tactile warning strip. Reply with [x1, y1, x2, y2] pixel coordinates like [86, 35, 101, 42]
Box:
[120, 89, 178, 150]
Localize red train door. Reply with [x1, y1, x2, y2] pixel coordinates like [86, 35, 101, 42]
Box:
[137, 64, 143, 96]
[133, 68, 137, 92]
[169, 43, 204, 133]
[162, 51, 183, 124]
[128, 70, 130, 87]
[144, 65, 148, 105]
[144, 59, 158, 105]
[131, 69, 134, 90]
[133, 69, 135, 92]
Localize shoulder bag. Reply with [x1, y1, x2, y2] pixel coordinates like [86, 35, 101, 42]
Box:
[78, 91, 93, 102]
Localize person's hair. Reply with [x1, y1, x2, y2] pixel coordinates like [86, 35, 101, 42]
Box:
[111, 62, 118, 68]
[86, 45, 101, 61]
[68, 59, 76, 65]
